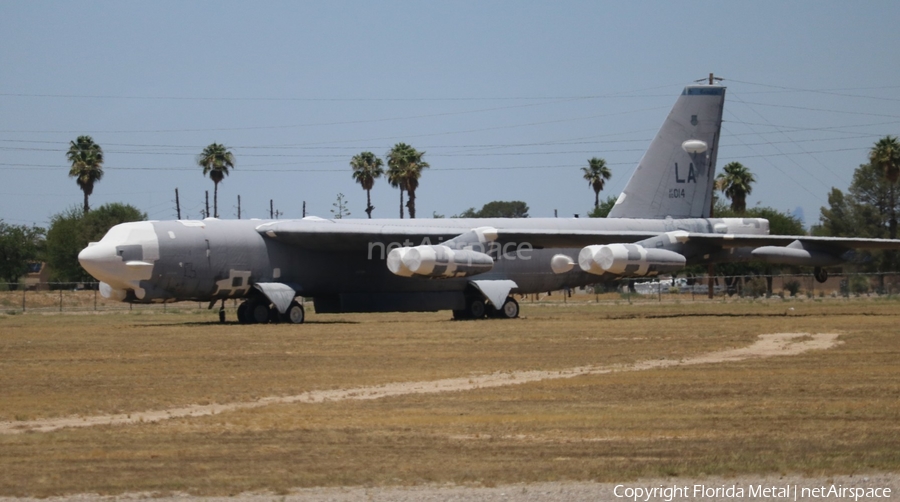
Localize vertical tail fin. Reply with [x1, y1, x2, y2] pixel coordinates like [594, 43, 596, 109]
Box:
[607, 85, 726, 219]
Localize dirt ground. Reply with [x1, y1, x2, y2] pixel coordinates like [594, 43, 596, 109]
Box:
[1, 302, 898, 497]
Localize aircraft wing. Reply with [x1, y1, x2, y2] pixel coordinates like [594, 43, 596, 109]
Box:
[257, 220, 486, 250]
[257, 220, 900, 252]
[680, 233, 900, 251]
[256, 220, 662, 250]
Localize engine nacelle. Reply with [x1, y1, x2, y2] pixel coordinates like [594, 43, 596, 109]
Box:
[578, 244, 686, 276]
[387, 245, 494, 279]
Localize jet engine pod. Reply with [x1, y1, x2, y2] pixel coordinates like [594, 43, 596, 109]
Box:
[387, 245, 493, 279]
[579, 244, 686, 276]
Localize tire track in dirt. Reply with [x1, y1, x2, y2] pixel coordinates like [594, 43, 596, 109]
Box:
[0, 333, 840, 435]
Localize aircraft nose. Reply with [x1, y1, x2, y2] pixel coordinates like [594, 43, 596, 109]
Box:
[78, 243, 118, 282]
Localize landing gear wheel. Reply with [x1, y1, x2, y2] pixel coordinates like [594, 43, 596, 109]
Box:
[487, 297, 519, 319]
[237, 302, 250, 324]
[814, 267, 828, 283]
[499, 297, 519, 319]
[453, 296, 486, 320]
[251, 302, 270, 324]
[466, 297, 486, 319]
[280, 301, 305, 324]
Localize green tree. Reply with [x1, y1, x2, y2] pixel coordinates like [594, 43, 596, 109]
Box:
[714, 201, 804, 236]
[45, 203, 146, 282]
[868, 135, 900, 239]
[581, 157, 612, 208]
[813, 163, 900, 273]
[66, 135, 104, 214]
[455, 201, 529, 218]
[330, 193, 351, 219]
[350, 152, 384, 219]
[0, 222, 45, 286]
[386, 143, 429, 219]
[715, 161, 756, 213]
[386, 162, 407, 218]
[588, 196, 618, 218]
[197, 143, 235, 218]
[711, 201, 806, 294]
[812, 188, 853, 237]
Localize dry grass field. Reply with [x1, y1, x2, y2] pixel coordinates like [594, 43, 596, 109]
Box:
[0, 299, 899, 497]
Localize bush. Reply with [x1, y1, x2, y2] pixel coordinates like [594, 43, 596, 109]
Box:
[745, 277, 769, 298]
[784, 280, 801, 297]
[849, 275, 870, 296]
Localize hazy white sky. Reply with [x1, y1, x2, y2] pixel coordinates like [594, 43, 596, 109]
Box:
[2, 1, 899, 227]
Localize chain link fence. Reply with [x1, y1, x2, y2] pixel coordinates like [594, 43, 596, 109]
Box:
[521, 272, 900, 305]
[0, 283, 215, 314]
[586, 273, 900, 301]
[1, 273, 898, 314]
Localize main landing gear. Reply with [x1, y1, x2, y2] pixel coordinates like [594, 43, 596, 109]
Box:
[236, 297, 305, 324]
[453, 295, 519, 320]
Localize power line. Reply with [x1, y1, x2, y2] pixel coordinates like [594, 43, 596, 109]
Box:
[0, 82, 685, 103]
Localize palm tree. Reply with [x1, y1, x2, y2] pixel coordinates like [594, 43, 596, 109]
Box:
[197, 143, 235, 218]
[869, 135, 900, 239]
[386, 143, 429, 219]
[581, 157, 612, 208]
[66, 135, 104, 214]
[715, 161, 756, 214]
[386, 165, 407, 219]
[350, 152, 384, 219]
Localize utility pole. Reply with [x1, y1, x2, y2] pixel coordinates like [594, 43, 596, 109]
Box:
[237, 195, 241, 219]
[268, 200, 282, 219]
[175, 188, 181, 219]
[705, 72, 716, 301]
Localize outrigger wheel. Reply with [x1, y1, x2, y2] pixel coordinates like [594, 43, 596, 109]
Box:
[814, 267, 828, 283]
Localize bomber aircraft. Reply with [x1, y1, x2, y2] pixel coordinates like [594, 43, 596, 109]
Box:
[78, 83, 900, 323]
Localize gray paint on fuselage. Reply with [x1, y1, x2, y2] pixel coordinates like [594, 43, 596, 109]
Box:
[137, 216, 733, 304]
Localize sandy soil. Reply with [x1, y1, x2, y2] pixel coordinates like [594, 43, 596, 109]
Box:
[0, 332, 840, 435]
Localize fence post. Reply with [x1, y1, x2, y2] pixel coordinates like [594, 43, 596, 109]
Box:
[22, 288, 26, 313]
[59, 286, 63, 312]
[94, 288, 98, 311]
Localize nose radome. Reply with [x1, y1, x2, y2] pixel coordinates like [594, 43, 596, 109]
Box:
[78, 243, 119, 281]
